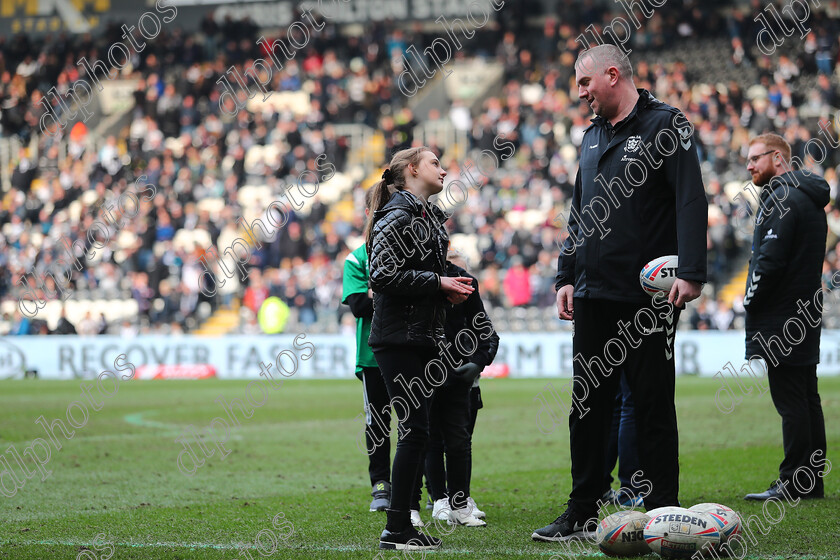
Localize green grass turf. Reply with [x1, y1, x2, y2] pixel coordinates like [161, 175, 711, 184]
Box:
[0, 376, 839, 559]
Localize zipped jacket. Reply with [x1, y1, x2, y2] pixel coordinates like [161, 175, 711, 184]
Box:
[368, 190, 449, 347]
[556, 89, 708, 302]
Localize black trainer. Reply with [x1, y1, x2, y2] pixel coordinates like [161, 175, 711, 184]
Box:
[745, 479, 824, 501]
[532, 505, 597, 542]
[379, 526, 442, 551]
[370, 481, 391, 512]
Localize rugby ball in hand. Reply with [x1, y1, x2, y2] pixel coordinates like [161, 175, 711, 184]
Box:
[596, 510, 651, 557]
[640, 255, 679, 295]
[689, 503, 741, 544]
[644, 507, 720, 559]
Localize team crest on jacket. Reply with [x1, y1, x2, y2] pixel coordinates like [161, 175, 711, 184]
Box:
[625, 135, 642, 152]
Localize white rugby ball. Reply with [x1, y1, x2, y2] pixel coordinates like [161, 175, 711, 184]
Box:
[645, 506, 686, 519]
[596, 510, 651, 557]
[640, 255, 679, 295]
[644, 507, 720, 559]
[689, 503, 741, 544]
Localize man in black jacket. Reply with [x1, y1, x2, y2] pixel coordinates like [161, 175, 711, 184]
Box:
[742, 133, 828, 501]
[535, 44, 707, 542]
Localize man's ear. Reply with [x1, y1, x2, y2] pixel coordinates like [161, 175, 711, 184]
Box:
[608, 67, 620, 85]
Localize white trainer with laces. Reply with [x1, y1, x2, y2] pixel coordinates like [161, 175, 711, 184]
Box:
[432, 498, 450, 521]
[448, 506, 487, 527]
[467, 497, 485, 519]
[410, 509, 425, 528]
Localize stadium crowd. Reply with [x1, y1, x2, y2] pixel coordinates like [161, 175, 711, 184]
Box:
[1, 0, 839, 335]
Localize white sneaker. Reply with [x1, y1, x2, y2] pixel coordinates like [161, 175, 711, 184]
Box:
[468, 497, 486, 519]
[410, 509, 425, 528]
[448, 506, 487, 527]
[432, 498, 450, 521]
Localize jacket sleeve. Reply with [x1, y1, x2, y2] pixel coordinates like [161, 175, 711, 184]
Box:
[369, 209, 441, 296]
[555, 168, 581, 290]
[743, 184, 797, 309]
[345, 292, 373, 319]
[461, 277, 500, 368]
[663, 112, 708, 284]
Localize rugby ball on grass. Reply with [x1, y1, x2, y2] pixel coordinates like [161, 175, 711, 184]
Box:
[640, 255, 679, 296]
[596, 510, 651, 557]
[689, 503, 741, 544]
[644, 506, 720, 559]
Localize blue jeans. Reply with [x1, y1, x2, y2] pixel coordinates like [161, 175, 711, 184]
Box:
[604, 371, 642, 492]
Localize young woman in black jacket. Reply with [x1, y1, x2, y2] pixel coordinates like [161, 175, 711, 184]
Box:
[366, 146, 474, 551]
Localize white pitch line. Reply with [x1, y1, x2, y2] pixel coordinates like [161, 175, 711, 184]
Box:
[17, 540, 835, 558]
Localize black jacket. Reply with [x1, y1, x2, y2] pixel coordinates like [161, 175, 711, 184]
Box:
[443, 263, 500, 375]
[368, 190, 449, 348]
[556, 89, 707, 302]
[744, 170, 829, 365]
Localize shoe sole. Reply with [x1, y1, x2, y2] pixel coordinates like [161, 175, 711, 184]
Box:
[448, 519, 486, 527]
[531, 530, 594, 542]
[380, 542, 441, 551]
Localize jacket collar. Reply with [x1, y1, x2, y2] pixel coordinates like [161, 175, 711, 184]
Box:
[379, 189, 448, 222]
[590, 88, 656, 130]
[375, 189, 422, 216]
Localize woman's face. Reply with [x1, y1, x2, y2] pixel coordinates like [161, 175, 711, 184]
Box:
[411, 151, 446, 195]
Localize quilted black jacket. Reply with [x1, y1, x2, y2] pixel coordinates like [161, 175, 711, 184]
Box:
[368, 190, 449, 348]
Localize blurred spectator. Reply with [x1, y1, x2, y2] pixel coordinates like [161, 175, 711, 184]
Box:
[243, 269, 269, 314]
[711, 296, 735, 330]
[9, 310, 31, 335]
[52, 308, 77, 335]
[503, 256, 531, 307]
[77, 311, 99, 336]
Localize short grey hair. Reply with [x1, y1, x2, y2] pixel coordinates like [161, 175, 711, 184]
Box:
[575, 44, 634, 80]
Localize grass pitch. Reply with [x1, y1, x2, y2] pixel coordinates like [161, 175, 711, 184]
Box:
[1, 375, 839, 559]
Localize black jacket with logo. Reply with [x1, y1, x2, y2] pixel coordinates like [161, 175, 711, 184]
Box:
[368, 190, 449, 348]
[744, 170, 829, 365]
[555, 89, 708, 303]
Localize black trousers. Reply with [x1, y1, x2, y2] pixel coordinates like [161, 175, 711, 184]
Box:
[767, 363, 827, 489]
[424, 380, 472, 508]
[362, 366, 392, 485]
[373, 345, 438, 513]
[467, 386, 482, 495]
[569, 298, 680, 515]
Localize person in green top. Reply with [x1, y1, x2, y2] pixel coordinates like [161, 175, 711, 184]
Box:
[343, 187, 392, 513]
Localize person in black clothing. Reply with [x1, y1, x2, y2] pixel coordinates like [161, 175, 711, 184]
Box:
[536, 44, 707, 542]
[52, 307, 77, 335]
[742, 133, 829, 501]
[426, 253, 499, 527]
[367, 146, 475, 551]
